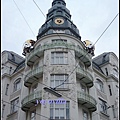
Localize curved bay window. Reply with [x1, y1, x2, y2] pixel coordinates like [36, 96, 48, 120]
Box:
[96, 79, 104, 92]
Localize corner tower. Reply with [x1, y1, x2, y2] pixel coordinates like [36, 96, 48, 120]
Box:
[21, 0, 97, 120]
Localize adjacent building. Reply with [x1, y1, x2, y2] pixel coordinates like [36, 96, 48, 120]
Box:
[2, 0, 118, 120]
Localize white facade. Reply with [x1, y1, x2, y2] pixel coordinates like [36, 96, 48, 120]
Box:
[1, 1, 118, 120]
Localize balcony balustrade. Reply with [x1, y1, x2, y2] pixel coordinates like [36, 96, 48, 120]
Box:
[76, 67, 94, 87]
[26, 42, 91, 66]
[24, 66, 43, 87]
[77, 91, 97, 112]
[21, 91, 42, 111]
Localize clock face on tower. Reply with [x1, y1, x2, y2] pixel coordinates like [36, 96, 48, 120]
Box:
[55, 18, 64, 25]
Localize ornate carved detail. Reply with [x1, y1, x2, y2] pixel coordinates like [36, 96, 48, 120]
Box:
[45, 54, 49, 66]
[44, 75, 48, 84]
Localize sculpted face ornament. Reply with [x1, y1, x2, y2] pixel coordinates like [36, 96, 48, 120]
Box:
[83, 40, 95, 56]
[22, 39, 35, 56]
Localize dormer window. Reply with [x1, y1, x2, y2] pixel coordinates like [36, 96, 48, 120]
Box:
[113, 68, 118, 78]
[57, 1, 61, 4]
[56, 11, 62, 15]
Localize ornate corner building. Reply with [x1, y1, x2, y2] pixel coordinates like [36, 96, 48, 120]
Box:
[1, 0, 119, 120]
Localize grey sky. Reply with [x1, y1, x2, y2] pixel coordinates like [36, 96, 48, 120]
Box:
[1, 0, 119, 58]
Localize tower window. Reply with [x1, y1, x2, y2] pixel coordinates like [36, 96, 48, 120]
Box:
[52, 39, 67, 43]
[50, 101, 70, 119]
[108, 85, 112, 96]
[105, 68, 108, 76]
[56, 11, 62, 15]
[57, 1, 61, 4]
[49, 14, 53, 18]
[5, 84, 9, 95]
[51, 52, 68, 64]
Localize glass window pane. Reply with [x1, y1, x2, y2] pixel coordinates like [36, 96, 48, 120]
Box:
[55, 108, 59, 117]
[50, 108, 53, 118]
[51, 80, 54, 88]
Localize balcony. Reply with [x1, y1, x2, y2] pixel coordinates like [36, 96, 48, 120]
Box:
[24, 66, 43, 87]
[21, 91, 42, 111]
[76, 67, 93, 87]
[26, 42, 91, 66]
[77, 91, 97, 112]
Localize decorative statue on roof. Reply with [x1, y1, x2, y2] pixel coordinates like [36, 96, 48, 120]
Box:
[22, 39, 35, 56]
[83, 40, 95, 56]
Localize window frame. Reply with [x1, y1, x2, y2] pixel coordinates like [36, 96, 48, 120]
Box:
[96, 79, 104, 93]
[99, 98, 107, 114]
[10, 97, 19, 114]
[5, 84, 9, 95]
[50, 101, 70, 119]
[13, 78, 21, 92]
[51, 52, 68, 65]
[50, 74, 68, 89]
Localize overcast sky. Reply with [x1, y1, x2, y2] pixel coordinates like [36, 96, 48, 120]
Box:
[1, 0, 119, 58]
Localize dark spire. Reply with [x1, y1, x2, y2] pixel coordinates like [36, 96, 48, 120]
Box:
[37, 0, 81, 40]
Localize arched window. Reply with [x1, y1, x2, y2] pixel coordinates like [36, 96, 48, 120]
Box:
[13, 78, 21, 92]
[96, 79, 104, 92]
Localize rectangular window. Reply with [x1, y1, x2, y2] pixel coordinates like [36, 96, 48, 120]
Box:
[112, 105, 116, 118]
[105, 68, 108, 76]
[108, 85, 112, 96]
[31, 110, 36, 120]
[13, 79, 21, 92]
[5, 84, 9, 95]
[10, 98, 19, 113]
[83, 110, 88, 120]
[52, 39, 67, 43]
[51, 52, 68, 64]
[2, 104, 5, 118]
[50, 101, 69, 119]
[50, 74, 68, 88]
[99, 98, 107, 114]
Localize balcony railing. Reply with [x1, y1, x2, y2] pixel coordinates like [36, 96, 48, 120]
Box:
[77, 91, 97, 112]
[21, 91, 42, 111]
[76, 67, 93, 87]
[24, 66, 43, 87]
[26, 42, 91, 66]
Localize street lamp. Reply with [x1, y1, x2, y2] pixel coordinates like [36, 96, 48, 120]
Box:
[43, 87, 62, 97]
